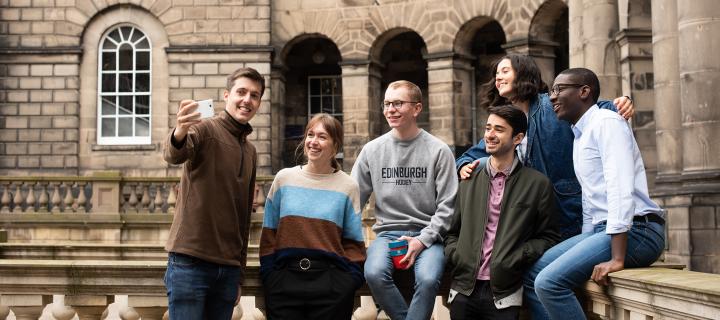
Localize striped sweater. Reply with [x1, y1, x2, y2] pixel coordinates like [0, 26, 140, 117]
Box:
[259, 166, 366, 282]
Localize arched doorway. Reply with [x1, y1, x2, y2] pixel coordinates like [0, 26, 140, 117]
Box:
[373, 30, 429, 132]
[454, 17, 506, 148]
[280, 36, 342, 169]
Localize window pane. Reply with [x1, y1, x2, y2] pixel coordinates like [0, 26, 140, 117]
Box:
[136, 95, 150, 115]
[322, 97, 333, 113]
[118, 73, 132, 92]
[136, 38, 149, 49]
[102, 38, 116, 49]
[118, 118, 133, 137]
[102, 52, 116, 71]
[135, 73, 149, 92]
[321, 79, 332, 95]
[119, 96, 133, 115]
[131, 30, 143, 43]
[108, 29, 121, 43]
[136, 52, 149, 70]
[119, 44, 133, 70]
[101, 96, 116, 115]
[333, 78, 341, 94]
[120, 26, 132, 41]
[101, 118, 116, 137]
[310, 78, 320, 95]
[310, 97, 321, 114]
[101, 74, 115, 92]
[334, 96, 342, 112]
[135, 117, 150, 137]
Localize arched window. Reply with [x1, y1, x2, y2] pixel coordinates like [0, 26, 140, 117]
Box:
[97, 25, 152, 145]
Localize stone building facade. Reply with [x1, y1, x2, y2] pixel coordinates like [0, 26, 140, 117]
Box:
[0, 0, 718, 272]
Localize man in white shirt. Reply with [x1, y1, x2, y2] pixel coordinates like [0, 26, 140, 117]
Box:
[523, 68, 666, 320]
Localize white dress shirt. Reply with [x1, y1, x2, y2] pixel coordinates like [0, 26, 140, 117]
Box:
[572, 105, 663, 234]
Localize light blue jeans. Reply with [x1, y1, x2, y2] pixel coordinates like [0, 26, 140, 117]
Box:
[523, 220, 665, 320]
[364, 231, 445, 320]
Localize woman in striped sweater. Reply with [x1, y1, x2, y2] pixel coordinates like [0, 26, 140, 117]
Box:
[259, 113, 366, 320]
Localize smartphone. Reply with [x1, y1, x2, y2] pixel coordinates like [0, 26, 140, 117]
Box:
[196, 99, 214, 119]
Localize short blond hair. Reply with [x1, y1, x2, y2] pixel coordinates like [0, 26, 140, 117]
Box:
[387, 80, 422, 103]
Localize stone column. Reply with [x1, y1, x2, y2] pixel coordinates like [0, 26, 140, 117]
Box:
[675, 0, 720, 273]
[339, 60, 383, 169]
[572, 0, 621, 99]
[651, 0, 688, 268]
[615, 29, 656, 187]
[270, 65, 287, 173]
[425, 53, 474, 152]
[503, 39, 560, 89]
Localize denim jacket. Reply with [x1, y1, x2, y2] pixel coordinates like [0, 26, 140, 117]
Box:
[456, 93, 616, 239]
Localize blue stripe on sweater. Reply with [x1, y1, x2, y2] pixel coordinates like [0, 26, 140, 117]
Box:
[264, 185, 363, 242]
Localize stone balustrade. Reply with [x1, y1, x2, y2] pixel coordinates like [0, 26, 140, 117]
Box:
[0, 261, 718, 320]
[0, 174, 274, 216]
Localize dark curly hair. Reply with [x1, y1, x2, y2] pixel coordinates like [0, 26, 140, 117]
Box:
[481, 54, 549, 108]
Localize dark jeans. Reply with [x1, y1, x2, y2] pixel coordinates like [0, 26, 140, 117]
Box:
[263, 259, 360, 320]
[164, 252, 240, 320]
[449, 280, 520, 320]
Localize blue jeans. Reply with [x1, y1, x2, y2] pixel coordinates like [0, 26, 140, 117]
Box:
[364, 231, 445, 320]
[164, 252, 241, 320]
[523, 220, 665, 320]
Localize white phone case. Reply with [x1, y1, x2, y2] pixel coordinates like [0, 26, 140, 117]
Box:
[196, 99, 214, 119]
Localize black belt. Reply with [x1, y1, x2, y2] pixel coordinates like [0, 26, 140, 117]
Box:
[284, 258, 333, 271]
[633, 214, 665, 226]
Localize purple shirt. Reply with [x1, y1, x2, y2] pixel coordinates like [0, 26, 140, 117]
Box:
[477, 157, 518, 280]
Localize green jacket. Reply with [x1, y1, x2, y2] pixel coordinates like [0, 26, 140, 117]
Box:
[444, 160, 560, 299]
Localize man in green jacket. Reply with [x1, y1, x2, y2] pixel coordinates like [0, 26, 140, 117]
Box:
[445, 105, 561, 319]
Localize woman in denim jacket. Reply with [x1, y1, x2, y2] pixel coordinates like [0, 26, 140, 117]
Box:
[455, 55, 634, 240]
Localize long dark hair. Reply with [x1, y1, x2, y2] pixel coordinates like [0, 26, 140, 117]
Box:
[481, 54, 549, 108]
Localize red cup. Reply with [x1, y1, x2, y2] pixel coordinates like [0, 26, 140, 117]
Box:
[389, 240, 409, 269]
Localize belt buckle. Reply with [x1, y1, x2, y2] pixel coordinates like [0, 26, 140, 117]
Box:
[299, 258, 311, 271]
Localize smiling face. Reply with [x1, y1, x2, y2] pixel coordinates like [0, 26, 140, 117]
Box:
[550, 73, 587, 124]
[383, 85, 421, 132]
[495, 58, 517, 99]
[484, 114, 523, 157]
[304, 122, 336, 167]
[223, 77, 263, 124]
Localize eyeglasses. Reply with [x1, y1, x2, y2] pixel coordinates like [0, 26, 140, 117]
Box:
[550, 84, 586, 96]
[382, 100, 419, 111]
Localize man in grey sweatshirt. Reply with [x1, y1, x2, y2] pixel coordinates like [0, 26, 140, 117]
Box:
[352, 80, 458, 320]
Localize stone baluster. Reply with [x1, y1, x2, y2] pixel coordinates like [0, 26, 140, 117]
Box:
[167, 183, 177, 215]
[63, 182, 75, 213]
[0, 304, 9, 320]
[64, 295, 113, 320]
[75, 182, 87, 213]
[0, 294, 52, 320]
[25, 182, 37, 213]
[127, 184, 139, 213]
[12, 182, 23, 213]
[127, 296, 167, 320]
[51, 182, 62, 213]
[51, 303, 77, 320]
[0, 182, 10, 213]
[153, 184, 164, 213]
[37, 182, 49, 213]
[139, 183, 151, 213]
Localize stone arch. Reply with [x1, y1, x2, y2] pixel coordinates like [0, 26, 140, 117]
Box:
[369, 28, 429, 131]
[529, 0, 569, 78]
[78, 4, 170, 174]
[271, 11, 348, 64]
[274, 34, 343, 169]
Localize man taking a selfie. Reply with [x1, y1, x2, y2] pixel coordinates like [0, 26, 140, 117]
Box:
[162, 67, 265, 319]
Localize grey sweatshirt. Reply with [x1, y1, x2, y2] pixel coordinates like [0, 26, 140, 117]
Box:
[351, 130, 458, 247]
